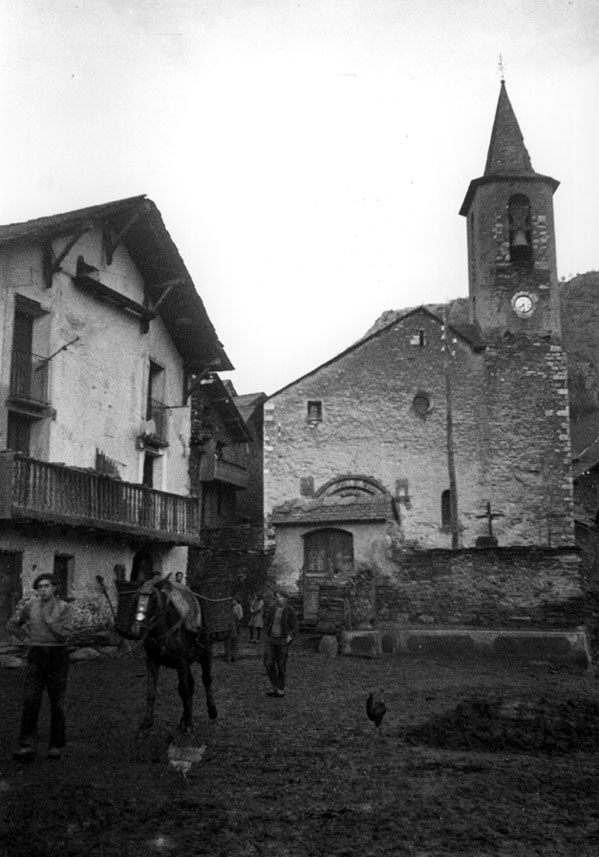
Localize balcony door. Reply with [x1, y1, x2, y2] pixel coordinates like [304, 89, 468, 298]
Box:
[6, 412, 31, 455]
[10, 299, 49, 405]
[11, 309, 34, 399]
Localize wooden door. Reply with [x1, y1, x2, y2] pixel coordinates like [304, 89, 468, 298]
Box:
[304, 528, 354, 576]
[0, 551, 23, 642]
[303, 529, 354, 622]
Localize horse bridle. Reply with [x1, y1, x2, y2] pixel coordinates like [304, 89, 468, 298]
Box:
[133, 583, 187, 644]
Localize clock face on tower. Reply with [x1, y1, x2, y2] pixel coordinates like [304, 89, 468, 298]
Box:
[511, 291, 536, 318]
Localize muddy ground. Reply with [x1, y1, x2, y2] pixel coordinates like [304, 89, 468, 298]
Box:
[1, 636, 599, 857]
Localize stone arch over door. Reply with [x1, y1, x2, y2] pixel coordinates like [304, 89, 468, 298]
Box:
[314, 475, 390, 503]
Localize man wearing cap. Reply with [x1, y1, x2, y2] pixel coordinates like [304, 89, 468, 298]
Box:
[7, 572, 74, 760]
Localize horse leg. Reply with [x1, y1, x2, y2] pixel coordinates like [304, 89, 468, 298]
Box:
[177, 662, 195, 733]
[138, 655, 159, 737]
[200, 645, 218, 720]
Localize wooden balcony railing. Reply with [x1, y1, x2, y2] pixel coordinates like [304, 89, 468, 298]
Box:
[199, 454, 248, 489]
[0, 452, 200, 544]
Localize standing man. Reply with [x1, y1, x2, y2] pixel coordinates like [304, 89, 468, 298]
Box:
[263, 590, 298, 698]
[7, 572, 74, 760]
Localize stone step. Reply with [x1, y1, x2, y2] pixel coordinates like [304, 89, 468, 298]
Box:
[340, 627, 591, 665]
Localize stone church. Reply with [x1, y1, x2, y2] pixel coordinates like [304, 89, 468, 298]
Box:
[263, 82, 588, 659]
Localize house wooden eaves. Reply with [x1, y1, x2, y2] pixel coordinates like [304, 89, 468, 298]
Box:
[0, 195, 232, 374]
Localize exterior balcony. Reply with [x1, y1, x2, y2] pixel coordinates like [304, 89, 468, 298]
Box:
[0, 452, 201, 545]
[199, 454, 248, 489]
[8, 350, 51, 414]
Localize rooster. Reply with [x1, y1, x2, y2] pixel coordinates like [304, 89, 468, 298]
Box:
[166, 736, 207, 778]
[366, 689, 386, 732]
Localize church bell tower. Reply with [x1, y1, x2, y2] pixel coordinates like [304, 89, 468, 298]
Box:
[460, 81, 561, 340]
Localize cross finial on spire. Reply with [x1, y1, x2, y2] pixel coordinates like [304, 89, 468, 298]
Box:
[498, 53, 507, 82]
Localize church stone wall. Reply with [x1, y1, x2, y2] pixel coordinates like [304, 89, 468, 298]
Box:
[264, 311, 489, 561]
[265, 310, 575, 566]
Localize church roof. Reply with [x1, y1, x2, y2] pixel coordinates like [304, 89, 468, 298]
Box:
[271, 495, 396, 526]
[267, 305, 485, 399]
[484, 80, 534, 176]
[459, 83, 559, 216]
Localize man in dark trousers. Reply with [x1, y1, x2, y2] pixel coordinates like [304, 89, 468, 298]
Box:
[262, 590, 298, 698]
[7, 572, 74, 760]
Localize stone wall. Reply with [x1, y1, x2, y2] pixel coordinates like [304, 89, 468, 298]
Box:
[311, 547, 585, 631]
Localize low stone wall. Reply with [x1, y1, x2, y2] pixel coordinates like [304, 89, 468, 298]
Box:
[382, 546, 585, 627]
[316, 546, 585, 631]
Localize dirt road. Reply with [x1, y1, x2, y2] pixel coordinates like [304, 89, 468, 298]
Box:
[1, 638, 598, 856]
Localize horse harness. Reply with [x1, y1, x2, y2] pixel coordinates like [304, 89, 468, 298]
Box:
[133, 585, 190, 649]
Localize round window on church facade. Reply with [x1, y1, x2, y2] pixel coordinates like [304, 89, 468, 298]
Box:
[413, 392, 431, 416]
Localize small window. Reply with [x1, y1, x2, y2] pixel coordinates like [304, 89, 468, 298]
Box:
[441, 489, 452, 528]
[410, 330, 426, 347]
[307, 401, 322, 422]
[413, 393, 430, 416]
[53, 554, 74, 599]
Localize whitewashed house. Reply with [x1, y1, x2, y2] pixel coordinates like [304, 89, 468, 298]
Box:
[0, 196, 231, 638]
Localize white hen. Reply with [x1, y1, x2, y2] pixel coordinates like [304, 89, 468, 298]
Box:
[167, 737, 207, 778]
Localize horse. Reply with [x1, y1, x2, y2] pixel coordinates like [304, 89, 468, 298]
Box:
[128, 576, 218, 736]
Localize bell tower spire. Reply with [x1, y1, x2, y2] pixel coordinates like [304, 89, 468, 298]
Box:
[460, 82, 561, 340]
[484, 80, 534, 176]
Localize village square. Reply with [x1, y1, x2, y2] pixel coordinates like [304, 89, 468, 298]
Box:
[1, 15, 599, 854]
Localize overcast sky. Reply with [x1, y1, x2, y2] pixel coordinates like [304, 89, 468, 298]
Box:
[1, 0, 598, 395]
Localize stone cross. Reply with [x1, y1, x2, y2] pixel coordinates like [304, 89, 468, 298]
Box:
[476, 501, 505, 536]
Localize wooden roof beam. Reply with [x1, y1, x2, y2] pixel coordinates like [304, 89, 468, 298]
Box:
[103, 208, 144, 265]
[43, 228, 91, 288]
[151, 278, 185, 312]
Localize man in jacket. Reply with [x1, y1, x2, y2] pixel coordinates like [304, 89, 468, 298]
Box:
[7, 572, 74, 760]
[262, 590, 298, 698]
